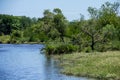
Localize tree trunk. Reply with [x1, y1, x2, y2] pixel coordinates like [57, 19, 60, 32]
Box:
[91, 36, 95, 51]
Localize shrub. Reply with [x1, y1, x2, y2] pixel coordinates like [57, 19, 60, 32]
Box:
[43, 42, 78, 55]
[82, 46, 92, 53]
[0, 35, 10, 43]
[10, 30, 23, 43]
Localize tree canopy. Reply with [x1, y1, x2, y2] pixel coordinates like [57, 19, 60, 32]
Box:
[0, 2, 120, 51]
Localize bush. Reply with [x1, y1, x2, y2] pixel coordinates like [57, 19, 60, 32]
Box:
[10, 30, 23, 43]
[0, 35, 10, 43]
[82, 46, 92, 53]
[43, 42, 78, 55]
[110, 40, 120, 50]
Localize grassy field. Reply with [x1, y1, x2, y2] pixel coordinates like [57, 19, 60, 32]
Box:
[53, 51, 120, 80]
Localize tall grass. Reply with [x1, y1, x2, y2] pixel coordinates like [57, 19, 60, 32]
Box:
[55, 51, 120, 80]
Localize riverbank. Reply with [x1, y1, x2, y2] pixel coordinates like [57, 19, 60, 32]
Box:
[53, 51, 120, 80]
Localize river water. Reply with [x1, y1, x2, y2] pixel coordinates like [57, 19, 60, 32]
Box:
[0, 44, 93, 80]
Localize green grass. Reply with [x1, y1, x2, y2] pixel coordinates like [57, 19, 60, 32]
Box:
[54, 51, 120, 80]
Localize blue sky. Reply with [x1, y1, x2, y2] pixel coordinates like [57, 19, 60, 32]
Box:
[0, 0, 117, 21]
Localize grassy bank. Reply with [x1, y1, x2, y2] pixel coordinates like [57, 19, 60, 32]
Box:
[54, 51, 120, 80]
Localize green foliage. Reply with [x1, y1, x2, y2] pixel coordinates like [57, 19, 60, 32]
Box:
[82, 47, 92, 53]
[10, 30, 23, 43]
[0, 1, 120, 53]
[66, 21, 80, 37]
[0, 14, 34, 35]
[0, 35, 10, 43]
[53, 9, 67, 42]
[110, 40, 120, 50]
[43, 42, 78, 55]
[19, 16, 33, 29]
[48, 28, 60, 40]
[78, 1, 120, 51]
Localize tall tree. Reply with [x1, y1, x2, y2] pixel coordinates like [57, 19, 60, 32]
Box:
[53, 8, 67, 42]
[80, 2, 120, 51]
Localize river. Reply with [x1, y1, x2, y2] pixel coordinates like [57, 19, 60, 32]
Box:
[0, 44, 93, 80]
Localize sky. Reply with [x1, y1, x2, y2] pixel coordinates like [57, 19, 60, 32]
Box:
[0, 0, 118, 21]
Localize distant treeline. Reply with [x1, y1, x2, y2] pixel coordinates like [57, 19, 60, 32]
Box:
[0, 2, 120, 52]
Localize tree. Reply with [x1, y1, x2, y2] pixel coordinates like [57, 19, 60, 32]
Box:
[53, 8, 67, 42]
[19, 16, 33, 30]
[10, 30, 22, 43]
[0, 14, 20, 35]
[98, 2, 120, 27]
[80, 2, 120, 51]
